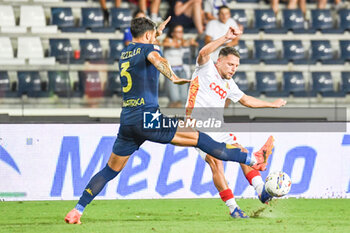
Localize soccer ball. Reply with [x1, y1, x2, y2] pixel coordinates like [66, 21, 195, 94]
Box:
[265, 171, 292, 197]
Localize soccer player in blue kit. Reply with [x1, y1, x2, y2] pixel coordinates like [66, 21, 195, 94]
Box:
[65, 17, 273, 224]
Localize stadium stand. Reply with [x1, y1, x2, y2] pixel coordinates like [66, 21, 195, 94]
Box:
[110, 8, 132, 29]
[282, 40, 308, 64]
[20, 5, 58, 33]
[79, 39, 103, 61]
[0, 37, 25, 65]
[254, 40, 287, 64]
[0, 0, 348, 117]
[312, 72, 345, 97]
[17, 71, 50, 97]
[105, 71, 122, 97]
[78, 71, 103, 97]
[0, 5, 26, 33]
[282, 9, 308, 33]
[17, 37, 56, 65]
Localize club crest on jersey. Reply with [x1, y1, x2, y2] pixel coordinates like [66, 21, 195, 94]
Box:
[209, 82, 227, 99]
[153, 45, 160, 51]
[226, 82, 230, 89]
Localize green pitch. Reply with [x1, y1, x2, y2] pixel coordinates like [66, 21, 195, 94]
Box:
[1, 198, 350, 233]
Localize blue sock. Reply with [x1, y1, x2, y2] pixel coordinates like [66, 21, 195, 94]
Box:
[196, 132, 251, 164]
[75, 164, 119, 213]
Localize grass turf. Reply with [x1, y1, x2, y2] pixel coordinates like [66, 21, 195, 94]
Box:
[0, 198, 350, 233]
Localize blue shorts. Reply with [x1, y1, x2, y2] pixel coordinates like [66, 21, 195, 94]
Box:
[112, 113, 178, 156]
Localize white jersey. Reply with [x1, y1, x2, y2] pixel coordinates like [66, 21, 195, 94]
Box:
[185, 59, 244, 159]
[185, 59, 244, 121]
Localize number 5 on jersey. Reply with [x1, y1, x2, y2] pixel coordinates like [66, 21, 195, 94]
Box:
[121, 62, 132, 93]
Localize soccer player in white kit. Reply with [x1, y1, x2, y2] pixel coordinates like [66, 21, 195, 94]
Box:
[185, 26, 287, 218]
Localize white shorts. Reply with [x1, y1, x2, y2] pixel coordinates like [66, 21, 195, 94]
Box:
[197, 132, 237, 160]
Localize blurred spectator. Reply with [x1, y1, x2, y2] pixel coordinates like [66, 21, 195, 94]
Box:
[162, 25, 198, 107]
[127, 0, 162, 22]
[168, 0, 205, 35]
[99, 0, 121, 23]
[123, 10, 147, 46]
[333, 0, 349, 11]
[100, 0, 161, 23]
[203, 0, 227, 22]
[271, 0, 306, 16]
[205, 5, 242, 61]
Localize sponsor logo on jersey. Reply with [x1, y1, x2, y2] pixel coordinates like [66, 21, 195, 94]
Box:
[209, 82, 227, 99]
[123, 97, 145, 107]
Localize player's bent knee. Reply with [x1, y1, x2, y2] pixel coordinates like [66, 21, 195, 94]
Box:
[205, 155, 224, 172]
[107, 152, 130, 172]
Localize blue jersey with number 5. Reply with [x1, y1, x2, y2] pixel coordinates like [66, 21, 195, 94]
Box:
[119, 42, 162, 124]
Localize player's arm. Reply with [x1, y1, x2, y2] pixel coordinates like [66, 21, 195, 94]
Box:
[147, 51, 190, 85]
[197, 26, 242, 66]
[155, 16, 171, 38]
[239, 94, 287, 108]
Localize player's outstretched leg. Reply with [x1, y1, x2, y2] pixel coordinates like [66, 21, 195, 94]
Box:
[242, 166, 273, 204]
[65, 164, 120, 224]
[65, 152, 129, 224]
[204, 154, 248, 218]
[252, 136, 274, 171]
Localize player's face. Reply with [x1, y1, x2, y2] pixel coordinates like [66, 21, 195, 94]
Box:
[217, 54, 240, 80]
[218, 8, 231, 24]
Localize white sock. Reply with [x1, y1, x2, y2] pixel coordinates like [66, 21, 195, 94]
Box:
[252, 176, 264, 196]
[225, 198, 238, 213]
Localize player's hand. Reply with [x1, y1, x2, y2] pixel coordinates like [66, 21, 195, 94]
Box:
[172, 77, 191, 85]
[224, 26, 242, 41]
[156, 16, 171, 37]
[271, 99, 287, 108]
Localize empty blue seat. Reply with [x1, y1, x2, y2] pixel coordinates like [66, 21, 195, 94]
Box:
[282, 9, 310, 33]
[282, 40, 307, 63]
[81, 7, 115, 32]
[339, 9, 350, 31]
[256, 72, 289, 96]
[312, 72, 344, 97]
[341, 72, 350, 93]
[254, 9, 286, 33]
[49, 38, 73, 61]
[311, 40, 339, 64]
[256, 72, 278, 92]
[51, 7, 74, 27]
[234, 40, 248, 59]
[105, 71, 122, 96]
[235, 41, 258, 64]
[79, 39, 103, 61]
[230, 9, 248, 28]
[48, 71, 80, 97]
[18, 71, 49, 97]
[111, 8, 132, 29]
[78, 71, 103, 97]
[233, 72, 249, 91]
[51, 7, 85, 33]
[283, 71, 310, 97]
[81, 8, 103, 28]
[254, 40, 287, 64]
[109, 39, 124, 62]
[310, 9, 341, 33]
[340, 40, 350, 62]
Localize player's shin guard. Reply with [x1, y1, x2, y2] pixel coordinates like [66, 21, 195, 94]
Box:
[196, 132, 254, 165]
[75, 164, 119, 213]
